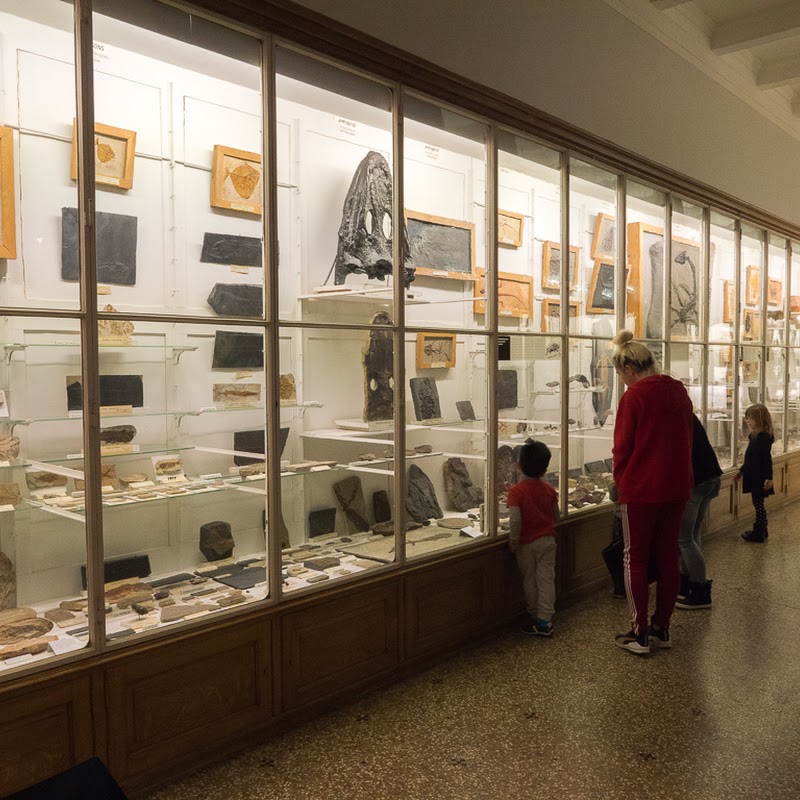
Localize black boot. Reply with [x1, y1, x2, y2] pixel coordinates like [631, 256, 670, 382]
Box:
[678, 573, 690, 601]
[742, 529, 765, 543]
[676, 580, 712, 610]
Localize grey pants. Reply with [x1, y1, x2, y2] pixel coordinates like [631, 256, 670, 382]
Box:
[516, 536, 557, 621]
[678, 476, 721, 583]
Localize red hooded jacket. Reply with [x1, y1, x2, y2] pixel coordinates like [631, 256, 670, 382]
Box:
[613, 374, 694, 504]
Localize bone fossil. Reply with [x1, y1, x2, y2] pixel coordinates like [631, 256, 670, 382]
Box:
[672, 250, 698, 330]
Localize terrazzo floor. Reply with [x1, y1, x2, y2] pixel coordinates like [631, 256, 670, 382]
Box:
[140, 506, 800, 800]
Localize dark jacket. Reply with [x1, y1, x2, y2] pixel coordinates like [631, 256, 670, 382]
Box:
[692, 416, 722, 486]
[740, 431, 774, 497]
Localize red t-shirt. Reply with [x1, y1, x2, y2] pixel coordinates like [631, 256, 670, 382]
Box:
[507, 478, 558, 544]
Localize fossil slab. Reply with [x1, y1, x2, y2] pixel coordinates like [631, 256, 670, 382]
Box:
[0, 552, 15, 611]
[303, 556, 340, 571]
[217, 594, 247, 608]
[371, 520, 421, 536]
[62, 207, 138, 286]
[159, 604, 198, 624]
[207, 283, 263, 318]
[280, 374, 297, 403]
[233, 427, 288, 466]
[406, 464, 443, 523]
[212, 331, 264, 369]
[333, 475, 370, 534]
[25, 471, 68, 492]
[591, 318, 615, 427]
[410, 377, 441, 422]
[97, 305, 134, 344]
[0, 608, 34, 627]
[74, 465, 117, 491]
[153, 456, 183, 476]
[496, 445, 518, 496]
[67, 374, 143, 411]
[99, 425, 137, 445]
[309, 508, 337, 537]
[200, 521, 235, 562]
[0, 436, 20, 461]
[104, 582, 153, 608]
[362, 312, 393, 423]
[201, 232, 263, 267]
[443, 457, 484, 512]
[497, 370, 518, 410]
[0, 617, 54, 646]
[455, 400, 476, 421]
[119, 473, 148, 486]
[0, 638, 53, 660]
[0, 484, 21, 507]
[372, 490, 391, 524]
[213, 383, 261, 405]
[434, 517, 472, 530]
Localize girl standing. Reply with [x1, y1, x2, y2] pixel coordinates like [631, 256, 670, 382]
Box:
[734, 404, 774, 543]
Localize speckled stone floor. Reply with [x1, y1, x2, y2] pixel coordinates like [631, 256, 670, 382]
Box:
[140, 506, 800, 800]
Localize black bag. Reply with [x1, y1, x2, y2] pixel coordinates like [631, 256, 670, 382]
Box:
[601, 534, 658, 596]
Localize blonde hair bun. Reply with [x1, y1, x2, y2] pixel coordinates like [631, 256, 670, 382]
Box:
[613, 329, 634, 346]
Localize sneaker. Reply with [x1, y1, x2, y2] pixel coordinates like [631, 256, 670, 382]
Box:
[675, 580, 712, 610]
[614, 629, 649, 655]
[521, 619, 554, 637]
[647, 624, 671, 649]
[742, 530, 765, 543]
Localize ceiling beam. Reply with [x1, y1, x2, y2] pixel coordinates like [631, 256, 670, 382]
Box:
[712, 2, 800, 54]
[650, 0, 693, 9]
[757, 54, 800, 89]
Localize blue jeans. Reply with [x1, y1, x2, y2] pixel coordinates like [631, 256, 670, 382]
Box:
[678, 476, 721, 583]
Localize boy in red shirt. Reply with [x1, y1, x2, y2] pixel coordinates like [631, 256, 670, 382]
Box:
[507, 440, 559, 636]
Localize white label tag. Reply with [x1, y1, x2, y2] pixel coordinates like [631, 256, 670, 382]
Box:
[97, 285, 112, 295]
[97, 175, 121, 186]
[48, 637, 85, 655]
[199, 473, 223, 480]
[230, 265, 249, 274]
[0, 504, 15, 513]
[230, 202, 257, 214]
[129, 481, 155, 489]
[430, 362, 446, 369]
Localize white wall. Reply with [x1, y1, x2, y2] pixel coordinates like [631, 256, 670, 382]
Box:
[292, 0, 800, 228]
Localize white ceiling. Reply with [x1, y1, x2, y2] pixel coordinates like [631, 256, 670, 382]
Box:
[607, 0, 800, 140]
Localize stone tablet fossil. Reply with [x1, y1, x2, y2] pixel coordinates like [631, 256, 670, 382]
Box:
[309, 508, 337, 537]
[213, 383, 261, 405]
[0, 435, 20, 461]
[433, 518, 471, 530]
[0, 617, 54, 645]
[372, 490, 391, 524]
[497, 370, 519, 410]
[97, 305, 134, 344]
[443, 457, 484, 512]
[99, 424, 136, 445]
[153, 457, 183, 476]
[119, 473, 148, 486]
[332, 150, 412, 287]
[496, 445, 517, 495]
[0, 484, 21, 507]
[0, 639, 51, 660]
[25, 471, 68, 492]
[199, 521, 235, 561]
[591, 318, 615, 427]
[362, 311, 394, 423]
[201, 233, 263, 267]
[333, 475, 370, 534]
[410, 377, 441, 422]
[232, 427, 289, 466]
[280, 373, 297, 403]
[62, 207, 138, 286]
[80, 554, 151, 589]
[456, 401, 476, 421]
[67, 374, 143, 410]
[406, 464, 443, 523]
[207, 283, 263, 318]
[0, 551, 15, 611]
[212, 331, 264, 369]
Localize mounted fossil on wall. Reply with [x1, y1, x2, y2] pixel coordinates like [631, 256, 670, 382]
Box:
[328, 151, 413, 287]
[362, 312, 394, 423]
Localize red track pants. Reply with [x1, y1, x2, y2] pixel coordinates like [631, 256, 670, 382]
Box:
[620, 502, 685, 635]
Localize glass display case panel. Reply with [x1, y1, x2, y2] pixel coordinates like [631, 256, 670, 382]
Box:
[90, 318, 268, 639]
[738, 345, 763, 462]
[0, 316, 89, 669]
[570, 160, 617, 338]
[626, 182, 667, 341]
[565, 334, 617, 514]
[0, 1, 80, 311]
[279, 325, 395, 589]
[787, 347, 800, 452]
[403, 95, 488, 331]
[709, 212, 736, 343]
[671, 342, 704, 414]
[276, 48, 396, 327]
[766, 346, 785, 455]
[707, 344, 734, 468]
[496, 132, 561, 336]
[670, 199, 704, 342]
[740, 224, 765, 344]
[92, 0, 264, 320]
[766, 235, 787, 346]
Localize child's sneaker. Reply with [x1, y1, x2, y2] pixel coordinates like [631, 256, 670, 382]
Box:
[521, 618, 554, 637]
[614, 629, 649, 655]
[647, 624, 671, 649]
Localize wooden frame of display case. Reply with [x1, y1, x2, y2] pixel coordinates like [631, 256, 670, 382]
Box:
[0, 125, 16, 259]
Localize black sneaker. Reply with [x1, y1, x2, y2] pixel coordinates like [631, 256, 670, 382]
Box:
[614, 629, 649, 655]
[522, 619, 554, 637]
[742, 530, 765, 543]
[647, 624, 671, 649]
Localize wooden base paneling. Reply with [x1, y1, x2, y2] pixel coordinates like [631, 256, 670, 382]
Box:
[281, 581, 400, 711]
[405, 551, 503, 658]
[563, 509, 614, 595]
[707, 478, 737, 535]
[0, 675, 93, 797]
[104, 620, 271, 784]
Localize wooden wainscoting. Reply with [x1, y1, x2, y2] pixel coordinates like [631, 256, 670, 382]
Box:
[280, 580, 401, 711]
[404, 549, 504, 659]
[706, 476, 737, 535]
[104, 619, 271, 786]
[562, 508, 614, 598]
[0, 674, 93, 797]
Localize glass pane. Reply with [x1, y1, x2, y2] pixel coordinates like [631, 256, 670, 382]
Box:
[276, 48, 396, 326]
[571, 160, 617, 337]
[739, 345, 763, 462]
[670, 199, 703, 341]
[671, 342, 704, 414]
[404, 95, 488, 331]
[0, 316, 89, 668]
[280, 325, 395, 588]
[767, 235, 787, 344]
[766, 346, 785, 455]
[709, 212, 736, 343]
[497, 334, 561, 528]
[626, 182, 666, 340]
[788, 347, 800, 452]
[741, 224, 764, 344]
[497, 132, 561, 336]
[566, 334, 617, 514]
[92, 0, 263, 319]
[707, 344, 734, 468]
[0, 1, 79, 310]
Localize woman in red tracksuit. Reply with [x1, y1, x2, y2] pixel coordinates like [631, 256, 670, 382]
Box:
[611, 330, 694, 656]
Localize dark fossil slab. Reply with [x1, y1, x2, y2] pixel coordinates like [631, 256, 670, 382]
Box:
[0, 551, 15, 611]
[199, 520, 236, 562]
[61, 207, 137, 286]
[201, 232, 262, 267]
[362, 311, 394, 423]
[212, 331, 264, 369]
[456, 400, 476, 421]
[372, 489, 391, 523]
[99, 424, 136, 445]
[309, 507, 337, 538]
[496, 445, 517, 495]
[333, 475, 370, 534]
[80, 554, 151, 590]
[233, 427, 289, 466]
[67, 375, 143, 411]
[406, 464, 442, 523]
[496, 370, 518, 410]
[214, 567, 266, 590]
[443, 457, 484, 512]
[207, 283, 263, 318]
[410, 377, 441, 422]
